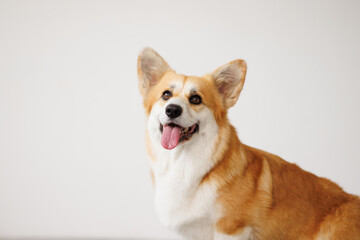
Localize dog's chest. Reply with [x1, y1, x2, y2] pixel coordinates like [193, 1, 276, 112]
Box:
[151, 150, 217, 234]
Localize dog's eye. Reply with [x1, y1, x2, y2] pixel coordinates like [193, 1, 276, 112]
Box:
[189, 95, 202, 105]
[162, 90, 172, 100]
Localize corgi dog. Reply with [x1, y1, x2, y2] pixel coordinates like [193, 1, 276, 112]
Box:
[137, 47, 360, 240]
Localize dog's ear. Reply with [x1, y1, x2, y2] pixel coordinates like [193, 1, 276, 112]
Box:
[137, 47, 172, 97]
[211, 60, 247, 109]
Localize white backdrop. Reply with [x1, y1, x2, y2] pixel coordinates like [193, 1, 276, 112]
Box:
[0, 0, 359, 239]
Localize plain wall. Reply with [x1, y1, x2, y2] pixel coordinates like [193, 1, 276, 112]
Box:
[0, 0, 359, 239]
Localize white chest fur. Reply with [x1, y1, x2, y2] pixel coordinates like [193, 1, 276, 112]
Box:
[153, 152, 216, 227]
[151, 151, 254, 240]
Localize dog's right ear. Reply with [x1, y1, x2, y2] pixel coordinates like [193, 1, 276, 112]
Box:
[137, 47, 172, 97]
[211, 59, 247, 109]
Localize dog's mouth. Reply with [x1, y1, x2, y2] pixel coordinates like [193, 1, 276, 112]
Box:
[159, 122, 199, 150]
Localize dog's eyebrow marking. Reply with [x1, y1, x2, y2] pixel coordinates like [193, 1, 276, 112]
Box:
[169, 81, 183, 91]
[184, 82, 198, 96]
[190, 88, 197, 95]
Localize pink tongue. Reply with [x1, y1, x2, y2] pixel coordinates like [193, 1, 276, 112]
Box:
[161, 125, 181, 150]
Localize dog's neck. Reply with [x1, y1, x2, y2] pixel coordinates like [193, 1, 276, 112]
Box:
[200, 123, 249, 187]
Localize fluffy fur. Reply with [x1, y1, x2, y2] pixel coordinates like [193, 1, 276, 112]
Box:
[137, 47, 360, 240]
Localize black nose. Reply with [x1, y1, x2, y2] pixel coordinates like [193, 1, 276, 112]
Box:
[165, 104, 182, 119]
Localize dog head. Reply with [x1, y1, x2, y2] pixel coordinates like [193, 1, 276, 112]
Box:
[137, 47, 247, 150]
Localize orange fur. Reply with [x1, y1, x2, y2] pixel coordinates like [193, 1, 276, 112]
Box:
[207, 125, 360, 239]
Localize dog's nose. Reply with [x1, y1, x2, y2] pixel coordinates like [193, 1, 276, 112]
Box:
[165, 104, 182, 119]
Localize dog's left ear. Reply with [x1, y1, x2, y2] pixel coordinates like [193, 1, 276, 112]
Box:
[137, 47, 172, 97]
[212, 60, 247, 109]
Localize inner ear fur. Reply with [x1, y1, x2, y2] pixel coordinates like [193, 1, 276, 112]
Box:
[212, 59, 247, 109]
[137, 47, 172, 97]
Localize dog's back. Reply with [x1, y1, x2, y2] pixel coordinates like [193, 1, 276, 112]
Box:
[213, 141, 360, 239]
